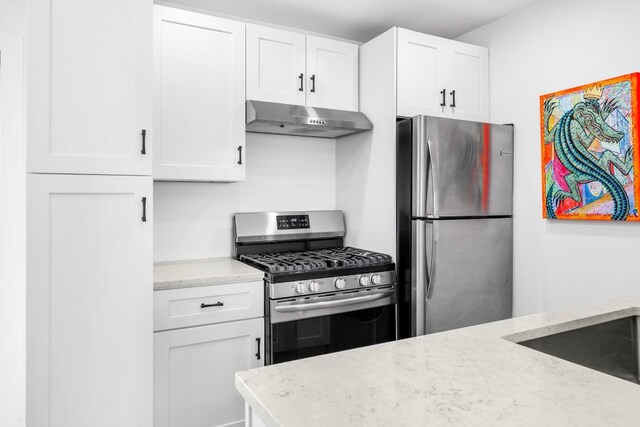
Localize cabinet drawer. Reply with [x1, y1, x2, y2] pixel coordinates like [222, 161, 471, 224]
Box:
[154, 281, 263, 331]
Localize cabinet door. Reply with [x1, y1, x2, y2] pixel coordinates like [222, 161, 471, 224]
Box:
[306, 36, 358, 111]
[154, 318, 264, 427]
[27, 174, 153, 427]
[27, 0, 152, 175]
[448, 41, 489, 122]
[246, 24, 306, 105]
[396, 28, 450, 118]
[153, 6, 245, 182]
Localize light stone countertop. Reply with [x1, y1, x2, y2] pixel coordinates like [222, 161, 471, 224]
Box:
[153, 257, 263, 291]
[235, 297, 640, 426]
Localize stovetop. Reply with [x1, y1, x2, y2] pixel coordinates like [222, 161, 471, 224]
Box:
[239, 247, 395, 299]
[240, 247, 391, 273]
[234, 211, 395, 284]
[238, 247, 395, 283]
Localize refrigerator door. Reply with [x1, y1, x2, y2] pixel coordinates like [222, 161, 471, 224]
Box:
[412, 218, 512, 335]
[412, 116, 513, 218]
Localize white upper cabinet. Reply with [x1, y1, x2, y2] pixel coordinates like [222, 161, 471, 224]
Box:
[247, 24, 359, 111]
[397, 29, 449, 118]
[27, 0, 152, 176]
[306, 36, 358, 111]
[153, 6, 246, 182]
[448, 42, 489, 122]
[246, 24, 306, 106]
[397, 28, 488, 122]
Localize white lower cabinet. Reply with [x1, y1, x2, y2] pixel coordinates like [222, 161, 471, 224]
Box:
[245, 404, 268, 427]
[154, 283, 264, 427]
[27, 174, 153, 427]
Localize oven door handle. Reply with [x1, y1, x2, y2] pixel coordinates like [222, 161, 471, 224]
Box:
[274, 290, 394, 313]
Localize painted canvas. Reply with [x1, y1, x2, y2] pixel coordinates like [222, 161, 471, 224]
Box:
[540, 73, 640, 221]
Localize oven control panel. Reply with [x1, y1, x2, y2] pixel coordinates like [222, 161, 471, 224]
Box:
[270, 270, 397, 299]
[276, 214, 310, 230]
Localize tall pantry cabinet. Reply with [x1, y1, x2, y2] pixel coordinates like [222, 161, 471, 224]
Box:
[26, 0, 153, 426]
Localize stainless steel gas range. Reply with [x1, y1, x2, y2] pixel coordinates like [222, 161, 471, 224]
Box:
[234, 210, 397, 365]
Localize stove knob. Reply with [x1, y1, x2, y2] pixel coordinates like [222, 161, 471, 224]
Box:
[334, 278, 346, 289]
[359, 276, 370, 287]
[309, 281, 320, 292]
[295, 282, 307, 294]
[371, 274, 383, 285]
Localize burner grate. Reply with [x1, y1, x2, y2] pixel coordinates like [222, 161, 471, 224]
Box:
[239, 247, 392, 274]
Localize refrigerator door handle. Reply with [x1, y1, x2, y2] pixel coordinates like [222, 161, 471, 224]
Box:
[412, 118, 431, 218]
[413, 220, 436, 335]
[425, 223, 436, 299]
[426, 140, 435, 218]
[413, 220, 426, 336]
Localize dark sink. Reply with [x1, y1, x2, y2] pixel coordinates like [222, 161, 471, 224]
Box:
[517, 315, 640, 385]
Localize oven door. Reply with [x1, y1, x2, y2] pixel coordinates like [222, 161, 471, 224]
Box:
[267, 286, 397, 365]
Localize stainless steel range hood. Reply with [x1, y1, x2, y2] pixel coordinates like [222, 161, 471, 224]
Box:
[246, 100, 372, 138]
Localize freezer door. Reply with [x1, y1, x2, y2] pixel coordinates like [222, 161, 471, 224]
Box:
[412, 218, 512, 335]
[412, 116, 513, 218]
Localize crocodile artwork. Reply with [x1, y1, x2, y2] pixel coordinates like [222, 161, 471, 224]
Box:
[541, 76, 639, 221]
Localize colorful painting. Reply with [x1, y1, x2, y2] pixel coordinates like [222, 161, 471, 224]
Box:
[540, 73, 640, 221]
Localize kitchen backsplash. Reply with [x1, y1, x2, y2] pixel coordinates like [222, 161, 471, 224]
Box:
[153, 132, 336, 262]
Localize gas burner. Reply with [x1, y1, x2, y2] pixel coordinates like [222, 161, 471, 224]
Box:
[239, 247, 393, 274]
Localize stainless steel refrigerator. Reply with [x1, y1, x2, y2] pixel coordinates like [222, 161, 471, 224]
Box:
[396, 116, 514, 338]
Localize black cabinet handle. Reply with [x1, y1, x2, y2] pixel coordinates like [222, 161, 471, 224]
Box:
[141, 129, 147, 155]
[449, 90, 456, 108]
[141, 197, 147, 222]
[298, 73, 304, 91]
[255, 337, 261, 360]
[310, 74, 316, 92]
[440, 89, 446, 107]
[200, 302, 224, 308]
[237, 146, 242, 165]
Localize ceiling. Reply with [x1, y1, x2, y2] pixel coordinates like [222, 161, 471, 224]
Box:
[165, 0, 541, 42]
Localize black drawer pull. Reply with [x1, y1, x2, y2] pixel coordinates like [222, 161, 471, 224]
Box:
[450, 89, 456, 108]
[237, 145, 242, 165]
[255, 337, 261, 360]
[310, 74, 316, 92]
[200, 302, 224, 309]
[141, 129, 147, 155]
[298, 73, 304, 91]
[440, 89, 446, 107]
[141, 197, 147, 222]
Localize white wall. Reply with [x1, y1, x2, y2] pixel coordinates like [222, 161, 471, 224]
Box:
[154, 133, 336, 261]
[458, 0, 640, 316]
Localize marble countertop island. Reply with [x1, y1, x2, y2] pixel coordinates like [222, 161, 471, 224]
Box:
[235, 298, 640, 426]
[154, 257, 263, 290]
